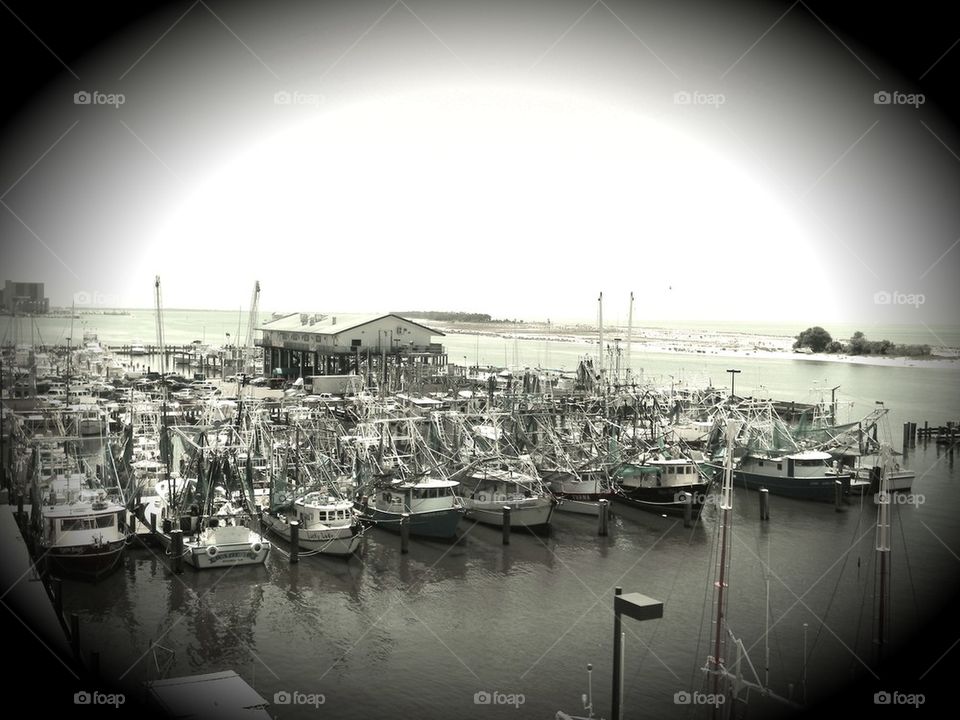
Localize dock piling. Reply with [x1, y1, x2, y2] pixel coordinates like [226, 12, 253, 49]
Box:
[289, 521, 299, 564]
[400, 513, 410, 554]
[170, 529, 183, 574]
[834, 480, 844, 512]
[598, 499, 610, 536]
[150, 513, 157, 534]
[682, 492, 693, 528]
[70, 613, 80, 660]
[502, 507, 511, 545]
[53, 578, 63, 620]
[759, 488, 770, 521]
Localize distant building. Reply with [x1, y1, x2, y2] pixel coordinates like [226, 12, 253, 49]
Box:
[1, 281, 49, 314]
[259, 312, 446, 378]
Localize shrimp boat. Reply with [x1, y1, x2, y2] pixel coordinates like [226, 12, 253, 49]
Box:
[156, 433, 270, 570]
[453, 456, 556, 529]
[37, 475, 129, 581]
[176, 500, 271, 570]
[734, 449, 851, 501]
[355, 473, 465, 539]
[612, 450, 715, 518]
[543, 465, 615, 516]
[263, 490, 366, 557]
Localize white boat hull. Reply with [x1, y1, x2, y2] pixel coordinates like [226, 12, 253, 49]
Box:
[464, 499, 555, 528]
[555, 498, 605, 516]
[183, 538, 271, 569]
[262, 513, 364, 557]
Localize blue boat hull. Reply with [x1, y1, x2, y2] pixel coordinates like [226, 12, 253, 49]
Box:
[734, 471, 850, 501]
[356, 505, 464, 539]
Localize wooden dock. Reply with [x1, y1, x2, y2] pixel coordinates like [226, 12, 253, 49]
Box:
[0, 499, 77, 678]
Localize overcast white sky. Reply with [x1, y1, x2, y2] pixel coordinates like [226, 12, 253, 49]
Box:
[1, 0, 958, 327]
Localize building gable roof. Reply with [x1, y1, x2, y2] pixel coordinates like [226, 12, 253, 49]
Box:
[260, 312, 445, 337]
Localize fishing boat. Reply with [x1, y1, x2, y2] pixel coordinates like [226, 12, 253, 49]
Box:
[155, 433, 271, 570]
[176, 500, 271, 570]
[68, 402, 108, 436]
[264, 490, 365, 556]
[612, 450, 715, 517]
[543, 465, 615, 516]
[734, 449, 850, 500]
[849, 453, 915, 494]
[356, 474, 465, 539]
[454, 456, 556, 529]
[38, 477, 128, 581]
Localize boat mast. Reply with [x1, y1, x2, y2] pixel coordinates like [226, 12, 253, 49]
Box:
[625, 292, 633, 387]
[597, 292, 604, 393]
[710, 419, 741, 707]
[66, 300, 74, 403]
[874, 443, 892, 666]
[154, 276, 166, 377]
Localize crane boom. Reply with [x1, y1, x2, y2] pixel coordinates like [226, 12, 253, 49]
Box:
[243, 280, 260, 376]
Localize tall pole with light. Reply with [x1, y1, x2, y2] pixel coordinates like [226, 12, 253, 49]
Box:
[726, 368, 741, 400]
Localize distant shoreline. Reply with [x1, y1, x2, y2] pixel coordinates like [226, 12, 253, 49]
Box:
[430, 320, 960, 368]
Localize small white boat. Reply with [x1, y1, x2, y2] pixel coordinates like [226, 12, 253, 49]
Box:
[163, 501, 271, 570]
[264, 491, 365, 557]
[129, 341, 149, 356]
[850, 456, 916, 493]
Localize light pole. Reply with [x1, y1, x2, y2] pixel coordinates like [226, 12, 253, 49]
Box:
[612, 587, 664, 720]
[726, 368, 741, 399]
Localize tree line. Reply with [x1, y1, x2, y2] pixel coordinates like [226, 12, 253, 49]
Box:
[793, 327, 932, 357]
[395, 311, 524, 324]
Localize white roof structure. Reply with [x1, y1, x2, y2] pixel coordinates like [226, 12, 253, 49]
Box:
[261, 312, 444, 337]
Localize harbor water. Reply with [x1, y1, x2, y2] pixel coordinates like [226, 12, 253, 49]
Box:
[4, 310, 959, 718]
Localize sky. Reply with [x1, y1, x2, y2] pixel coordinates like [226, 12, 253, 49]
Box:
[1, 0, 958, 330]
